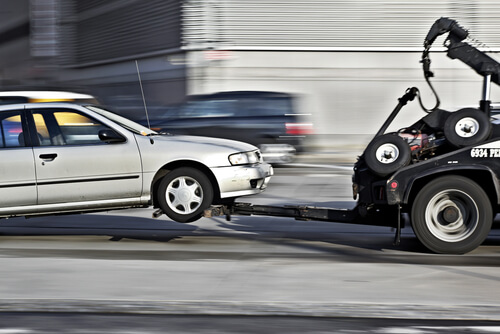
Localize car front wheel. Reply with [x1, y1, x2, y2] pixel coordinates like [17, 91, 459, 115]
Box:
[157, 167, 214, 223]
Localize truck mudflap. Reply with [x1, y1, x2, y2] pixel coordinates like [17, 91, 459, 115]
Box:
[204, 202, 403, 244]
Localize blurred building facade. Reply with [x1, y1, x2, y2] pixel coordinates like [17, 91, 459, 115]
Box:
[1, 0, 500, 148]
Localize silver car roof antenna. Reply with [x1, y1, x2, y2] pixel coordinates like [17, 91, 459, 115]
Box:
[135, 60, 151, 130]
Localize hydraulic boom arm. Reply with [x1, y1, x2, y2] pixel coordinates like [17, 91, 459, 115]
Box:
[423, 17, 500, 85]
[422, 17, 500, 113]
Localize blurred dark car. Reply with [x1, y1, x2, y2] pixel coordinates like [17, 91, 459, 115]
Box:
[149, 91, 312, 163]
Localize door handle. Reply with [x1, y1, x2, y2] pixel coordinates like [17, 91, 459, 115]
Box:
[39, 153, 58, 161]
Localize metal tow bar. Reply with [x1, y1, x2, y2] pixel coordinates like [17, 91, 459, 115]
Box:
[205, 203, 401, 228]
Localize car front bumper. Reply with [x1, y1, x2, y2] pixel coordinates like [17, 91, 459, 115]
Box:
[211, 163, 274, 198]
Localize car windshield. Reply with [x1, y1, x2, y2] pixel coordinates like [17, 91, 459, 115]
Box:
[85, 105, 157, 136]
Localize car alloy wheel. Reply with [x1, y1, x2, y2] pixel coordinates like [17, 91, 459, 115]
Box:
[157, 167, 214, 223]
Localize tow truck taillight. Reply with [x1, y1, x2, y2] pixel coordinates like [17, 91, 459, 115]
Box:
[285, 122, 314, 135]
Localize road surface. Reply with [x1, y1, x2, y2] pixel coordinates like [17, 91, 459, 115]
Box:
[0, 164, 499, 332]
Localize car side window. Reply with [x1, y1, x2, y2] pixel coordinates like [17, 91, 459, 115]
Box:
[0, 111, 24, 148]
[32, 109, 109, 146]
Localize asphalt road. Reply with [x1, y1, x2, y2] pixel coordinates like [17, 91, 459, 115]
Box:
[2, 313, 500, 333]
[0, 164, 499, 330]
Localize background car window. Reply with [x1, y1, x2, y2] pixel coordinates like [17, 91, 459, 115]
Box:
[179, 100, 235, 118]
[0, 112, 23, 148]
[33, 109, 108, 146]
[239, 97, 291, 117]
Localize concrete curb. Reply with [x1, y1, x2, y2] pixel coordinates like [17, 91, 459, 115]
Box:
[1, 300, 500, 320]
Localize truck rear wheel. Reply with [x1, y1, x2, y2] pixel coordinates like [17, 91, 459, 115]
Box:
[364, 134, 411, 176]
[444, 108, 491, 148]
[411, 175, 492, 254]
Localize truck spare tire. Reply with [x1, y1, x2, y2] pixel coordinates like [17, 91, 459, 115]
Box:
[364, 133, 411, 176]
[444, 108, 491, 148]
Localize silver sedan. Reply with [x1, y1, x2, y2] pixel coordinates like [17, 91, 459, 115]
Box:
[0, 103, 273, 222]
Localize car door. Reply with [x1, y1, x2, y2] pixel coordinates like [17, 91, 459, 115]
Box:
[0, 109, 37, 208]
[30, 107, 143, 205]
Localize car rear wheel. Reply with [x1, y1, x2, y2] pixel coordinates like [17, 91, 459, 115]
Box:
[411, 176, 492, 254]
[157, 167, 214, 223]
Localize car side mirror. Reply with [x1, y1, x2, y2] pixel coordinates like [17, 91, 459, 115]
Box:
[98, 129, 126, 143]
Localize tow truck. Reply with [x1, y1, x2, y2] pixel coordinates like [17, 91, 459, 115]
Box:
[204, 18, 500, 254]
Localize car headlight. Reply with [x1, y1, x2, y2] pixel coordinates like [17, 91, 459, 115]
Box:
[229, 150, 262, 165]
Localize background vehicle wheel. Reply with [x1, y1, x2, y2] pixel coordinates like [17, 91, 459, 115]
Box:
[157, 167, 214, 223]
[444, 108, 491, 148]
[364, 134, 411, 176]
[411, 176, 492, 254]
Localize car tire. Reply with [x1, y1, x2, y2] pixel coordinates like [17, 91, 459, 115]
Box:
[157, 167, 214, 223]
[364, 134, 411, 176]
[411, 176, 492, 254]
[444, 108, 491, 148]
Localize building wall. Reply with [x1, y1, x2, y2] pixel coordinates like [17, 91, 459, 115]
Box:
[183, 0, 500, 50]
[55, 0, 187, 118]
[184, 0, 500, 149]
[0, 0, 188, 112]
[0, 0, 33, 87]
[58, 0, 182, 67]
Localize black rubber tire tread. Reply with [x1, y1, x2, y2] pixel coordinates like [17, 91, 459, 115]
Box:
[411, 175, 492, 254]
[444, 108, 491, 148]
[157, 167, 214, 223]
[364, 134, 411, 177]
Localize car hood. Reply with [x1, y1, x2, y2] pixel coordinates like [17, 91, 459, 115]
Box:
[153, 134, 257, 151]
[135, 133, 259, 169]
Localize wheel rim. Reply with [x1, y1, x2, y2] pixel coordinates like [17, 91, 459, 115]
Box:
[375, 143, 400, 164]
[166, 176, 203, 215]
[455, 117, 480, 138]
[424, 189, 479, 242]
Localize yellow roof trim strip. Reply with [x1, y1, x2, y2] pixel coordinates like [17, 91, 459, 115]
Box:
[29, 98, 74, 103]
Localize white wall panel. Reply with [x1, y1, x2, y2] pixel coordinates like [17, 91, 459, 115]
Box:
[183, 0, 500, 51]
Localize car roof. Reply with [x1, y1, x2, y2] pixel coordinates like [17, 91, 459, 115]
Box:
[0, 102, 89, 112]
[0, 91, 94, 100]
[0, 90, 95, 104]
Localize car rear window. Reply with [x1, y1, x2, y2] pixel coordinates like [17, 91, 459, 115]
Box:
[0, 112, 23, 148]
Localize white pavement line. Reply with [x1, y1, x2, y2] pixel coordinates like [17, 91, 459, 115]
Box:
[376, 328, 427, 334]
[304, 173, 345, 177]
[285, 163, 353, 170]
